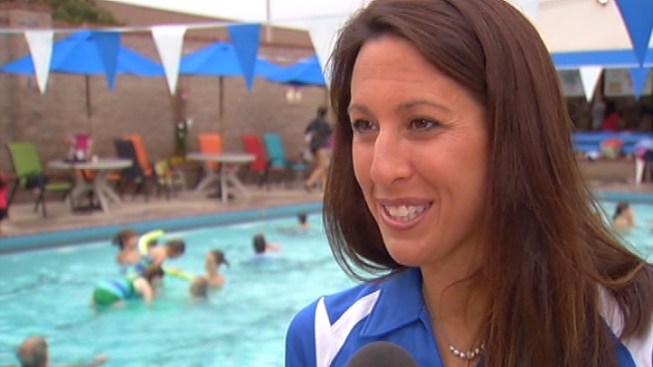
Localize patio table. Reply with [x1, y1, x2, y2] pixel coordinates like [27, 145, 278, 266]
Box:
[49, 158, 132, 213]
[187, 152, 255, 202]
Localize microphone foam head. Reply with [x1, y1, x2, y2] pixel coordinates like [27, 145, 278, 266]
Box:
[346, 341, 417, 367]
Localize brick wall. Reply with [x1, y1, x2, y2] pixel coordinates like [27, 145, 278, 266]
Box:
[0, 4, 329, 183]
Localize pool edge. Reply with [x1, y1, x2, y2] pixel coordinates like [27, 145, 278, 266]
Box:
[0, 201, 323, 254]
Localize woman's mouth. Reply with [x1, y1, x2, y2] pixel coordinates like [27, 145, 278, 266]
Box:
[379, 201, 432, 229]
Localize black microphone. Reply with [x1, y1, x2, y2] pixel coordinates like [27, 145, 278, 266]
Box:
[346, 341, 418, 367]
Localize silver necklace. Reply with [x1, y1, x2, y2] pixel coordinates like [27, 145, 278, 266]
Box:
[423, 298, 485, 361]
[447, 341, 484, 360]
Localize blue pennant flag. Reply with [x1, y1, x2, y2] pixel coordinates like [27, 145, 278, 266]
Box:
[91, 31, 121, 89]
[615, 0, 653, 66]
[227, 23, 261, 91]
[629, 66, 651, 99]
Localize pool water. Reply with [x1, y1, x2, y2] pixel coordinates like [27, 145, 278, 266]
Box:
[599, 201, 653, 262]
[1, 203, 652, 367]
[0, 214, 355, 367]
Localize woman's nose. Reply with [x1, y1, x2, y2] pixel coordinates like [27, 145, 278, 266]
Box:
[369, 130, 412, 186]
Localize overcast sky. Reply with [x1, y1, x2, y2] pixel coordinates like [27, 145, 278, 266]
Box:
[103, 0, 372, 29]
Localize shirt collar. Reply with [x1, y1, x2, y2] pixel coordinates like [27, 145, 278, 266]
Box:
[360, 267, 425, 337]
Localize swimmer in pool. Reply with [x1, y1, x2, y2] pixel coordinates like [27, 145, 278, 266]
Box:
[91, 265, 164, 308]
[252, 233, 281, 259]
[189, 276, 210, 299]
[112, 229, 140, 267]
[276, 213, 313, 236]
[297, 213, 310, 231]
[612, 201, 635, 230]
[204, 249, 229, 288]
[128, 230, 187, 278]
[148, 238, 186, 268]
[12, 335, 108, 367]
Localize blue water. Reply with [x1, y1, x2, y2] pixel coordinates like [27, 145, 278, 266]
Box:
[0, 214, 355, 367]
[599, 201, 653, 262]
[0, 203, 651, 367]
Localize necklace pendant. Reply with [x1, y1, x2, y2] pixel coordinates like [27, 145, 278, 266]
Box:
[448, 343, 483, 360]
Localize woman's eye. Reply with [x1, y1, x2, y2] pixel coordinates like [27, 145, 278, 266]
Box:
[351, 119, 377, 133]
[409, 118, 438, 131]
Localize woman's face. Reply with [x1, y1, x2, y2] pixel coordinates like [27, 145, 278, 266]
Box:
[348, 36, 489, 272]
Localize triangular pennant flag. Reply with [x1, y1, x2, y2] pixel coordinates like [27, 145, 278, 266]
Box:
[91, 31, 120, 90]
[227, 23, 261, 90]
[509, 0, 539, 22]
[24, 30, 53, 94]
[306, 16, 348, 86]
[579, 66, 603, 102]
[152, 25, 187, 95]
[629, 66, 650, 99]
[615, 0, 653, 65]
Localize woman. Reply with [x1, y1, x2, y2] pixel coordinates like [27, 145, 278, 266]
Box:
[285, 0, 653, 366]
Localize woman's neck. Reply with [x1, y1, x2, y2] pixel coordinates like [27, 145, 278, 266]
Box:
[421, 263, 487, 366]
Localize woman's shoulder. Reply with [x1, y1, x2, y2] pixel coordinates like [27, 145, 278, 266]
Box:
[599, 286, 653, 366]
[289, 281, 380, 327]
[288, 270, 416, 334]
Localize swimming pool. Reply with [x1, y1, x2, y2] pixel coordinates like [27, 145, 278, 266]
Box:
[0, 214, 355, 367]
[1, 201, 651, 366]
[599, 201, 653, 262]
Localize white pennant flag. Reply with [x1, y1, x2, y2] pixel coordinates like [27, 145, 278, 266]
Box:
[306, 16, 348, 86]
[24, 30, 53, 94]
[579, 66, 603, 102]
[151, 25, 187, 95]
[509, 0, 539, 22]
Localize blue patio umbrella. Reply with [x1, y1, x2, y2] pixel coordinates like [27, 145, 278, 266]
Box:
[0, 30, 164, 119]
[179, 41, 284, 125]
[267, 55, 326, 87]
[1, 30, 164, 76]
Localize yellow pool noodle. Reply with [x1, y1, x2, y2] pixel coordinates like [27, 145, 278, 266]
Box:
[164, 267, 195, 281]
[138, 229, 166, 255]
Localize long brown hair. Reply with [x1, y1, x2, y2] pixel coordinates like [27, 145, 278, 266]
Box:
[323, 0, 653, 366]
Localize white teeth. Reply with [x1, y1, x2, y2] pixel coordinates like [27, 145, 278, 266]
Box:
[384, 204, 427, 222]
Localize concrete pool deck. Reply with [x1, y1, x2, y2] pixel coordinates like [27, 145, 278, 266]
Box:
[3, 178, 653, 251]
[0, 184, 324, 252]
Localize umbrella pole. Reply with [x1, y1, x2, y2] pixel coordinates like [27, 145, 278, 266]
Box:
[218, 76, 224, 134]
[85, 76, 93, 134]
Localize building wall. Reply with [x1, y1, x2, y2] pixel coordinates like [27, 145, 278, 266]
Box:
[0, 3, 327, 179]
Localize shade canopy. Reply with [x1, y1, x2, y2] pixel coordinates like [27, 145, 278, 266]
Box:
[178, 40, 285, 127]
[0, 31, 164, 79]
[179, 41, 282, 79]
[266, 55, 326, 87]
[551, 48, 653, 69]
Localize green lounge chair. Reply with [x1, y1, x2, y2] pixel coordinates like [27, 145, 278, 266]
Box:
[7, 142, 72, 217]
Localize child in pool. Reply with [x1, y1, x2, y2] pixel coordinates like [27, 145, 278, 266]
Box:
[129, 230, 188, 279]
[112, 229, 140, 267]
[276, 213, 313, 236]
[612, 201, 635, 230]
[148, 238, 186, 267]
[252, 233, 281, 258]
[91, 265, 164, 307]
[204, 249, 229, 288]
[189, 276, 210, 299]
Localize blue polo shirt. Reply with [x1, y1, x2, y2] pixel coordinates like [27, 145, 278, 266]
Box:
[285, 267, 652, 367]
